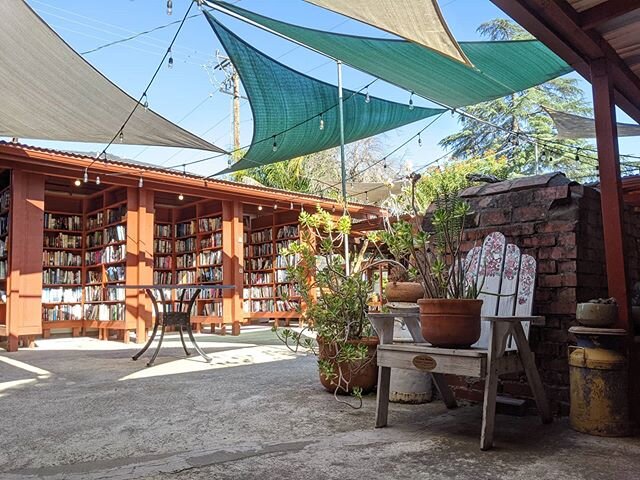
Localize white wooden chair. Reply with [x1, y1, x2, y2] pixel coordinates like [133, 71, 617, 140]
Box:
[369, 232, 552, 450]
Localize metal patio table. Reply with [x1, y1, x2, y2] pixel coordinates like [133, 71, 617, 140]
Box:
[110, 284, 235, 367]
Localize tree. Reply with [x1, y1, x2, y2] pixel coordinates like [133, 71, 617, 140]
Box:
[440, 19, 593, 179]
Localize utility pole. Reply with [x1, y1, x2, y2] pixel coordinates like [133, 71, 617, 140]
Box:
[337, 60, 350, 275]
[212, 53, 246, 155]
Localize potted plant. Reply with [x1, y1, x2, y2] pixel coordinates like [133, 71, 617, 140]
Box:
[274, 207, 392, 407]
[388, 194, 482, 348]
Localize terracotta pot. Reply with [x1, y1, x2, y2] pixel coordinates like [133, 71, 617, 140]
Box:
[384, 281, 425, 303]
[418, 298, 483, 348]
[317, 336, 378, 395]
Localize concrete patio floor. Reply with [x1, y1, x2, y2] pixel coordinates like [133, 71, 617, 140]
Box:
[1, 328, 639, 480]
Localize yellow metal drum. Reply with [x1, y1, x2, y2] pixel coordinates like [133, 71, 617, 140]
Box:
[569, 345, 630, 436]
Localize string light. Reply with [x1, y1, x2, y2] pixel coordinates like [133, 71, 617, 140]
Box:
[118, 131, 124, 143]
[418, 133, 422, 147]
[408, 92, 414, 110]
[575, 148, 580, 162]
[258, 205, 263, 211]
[383, 158, 388, 169]
[167, 47, 174, 68]
[196, 0, 204, 10]
[289, 201, 294, 210]
[138, 177, 144, 188]
[74, 179, 81, 187]
[319, 114, 324, 131]
[166, 0, 173, 15]
[272, 136, 278, 152]
[96, 176, 101, 186]
[141, 93, 149, 111]
[178, 193, 184, 201]
[83, 168, 88, 183]
[540, 150, 547, 162]
[364, 88, 370, 104]
[273, 203, 278, 210]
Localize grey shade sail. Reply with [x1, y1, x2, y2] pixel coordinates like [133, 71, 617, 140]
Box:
[0, 0, 225, 152]
[546, 107, 640, 139]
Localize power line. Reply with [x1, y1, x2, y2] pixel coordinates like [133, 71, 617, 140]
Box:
[88, 1, 195, 169]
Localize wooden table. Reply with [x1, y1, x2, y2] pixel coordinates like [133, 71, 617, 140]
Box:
[110, 284, 235, 367]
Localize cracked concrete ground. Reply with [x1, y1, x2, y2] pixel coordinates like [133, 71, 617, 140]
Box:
[1, 327, 639, 480]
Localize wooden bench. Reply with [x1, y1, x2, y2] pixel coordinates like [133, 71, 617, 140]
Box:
[369, 232, 552, 450]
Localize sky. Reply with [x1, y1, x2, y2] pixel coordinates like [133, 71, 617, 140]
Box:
[12, 0, 640, 178]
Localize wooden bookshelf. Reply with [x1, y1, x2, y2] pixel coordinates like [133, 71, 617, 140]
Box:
[41, 196, 84, 338]
[0, 174, 11, 334]
[242, 211, 301, 325]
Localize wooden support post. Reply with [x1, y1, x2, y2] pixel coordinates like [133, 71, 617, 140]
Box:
[591, 59, 631, 330]
[222, 200, 243, 336]
[6, 171, 45, 352]
[136, 189, 154, 344]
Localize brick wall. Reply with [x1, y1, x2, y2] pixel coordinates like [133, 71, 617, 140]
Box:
[428, 173, 640, 414]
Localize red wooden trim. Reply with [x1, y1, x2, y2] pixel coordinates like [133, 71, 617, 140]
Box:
[591, 59, 631, 332]
[579, 0, 640, 30]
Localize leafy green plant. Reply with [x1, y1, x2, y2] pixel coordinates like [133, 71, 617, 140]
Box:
[273, 207, 401, 408]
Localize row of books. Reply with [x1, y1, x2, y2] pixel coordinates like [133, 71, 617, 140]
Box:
[154, 239, 173, 254]
[275, 269, 292, 283]
[105, 287, 125, 302]
[87, 231, 103, 248]
[43, 269, 81, 285]
[86, 212, 103, 230]
[154, 256, 172, 269]
[275, 300, 300, 312]
[44, 233, 82, 249]
[176, 220, 196, 237]
[248, 272, 273, 285]
[200, 232, 222, 250]
[276, 225, 298, 239]
[153, 271, 173, 285]
[0, 260, 6, 280]
[84, 303, 125, 321]
[0, 216, 9, 237]
[177, 270, 196, 283]
[42, 304, 83, 322]
[104, 244, 126, 263]
[44, 213, 82, 231]
[43, 251, 82, 267]
[0, 189, 9, 211]
[199, 250, 222, 266]
[177, 253, 196, 269]
[243, 286, 273, 299]
[276, 239, 297, 252]
[202, 302, 223, 317]
[42, 287, 82, 303]
[199, 217, 222, 232]
[243, 299, 274, 313]
[198, 266, 223, 283]
[276, 284, 299, 298]
[105, 265, 125, 282]
[85, 285, 102, 302]
[251, 228, 272, 243]
[105, 225, 125, 243]
[248, 257, 272, 271]
[176, 238, 196, 253]
[251, 243, 273, 257]
[107, 205, 127, 224]
[0, 238, 6, 257]
[155, 224, 172, 238]
[275, 254, 299, 269]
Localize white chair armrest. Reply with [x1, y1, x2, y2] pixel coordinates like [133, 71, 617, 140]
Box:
[481, 315, 545, 326]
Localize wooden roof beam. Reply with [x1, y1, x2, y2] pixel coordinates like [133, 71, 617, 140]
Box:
[579, 0, 640, 31]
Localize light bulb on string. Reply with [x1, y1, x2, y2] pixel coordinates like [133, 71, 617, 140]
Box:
[575, 148, 580, 162]
[258, 205, 263, 211]
[141, 93, 149, 111]
[83, 169, 88, 183]
[540, 150, 547, 162]
[408, 92, 414, 110]
[166, 0, 173, 15]
[273, 203, 278, 210]
[383, 158, 388, 169]
[272, 136, 278, 152]
[364, 88, 370, 104]
[96, 176, 101, 186]
[196, 0, 204, 10]
[138, 177, 144, 188]
[319, 114, 324, 131]
[167, 48, 174, 69]
[290, 202, 294, 210]
[74, 179, 81, 187]
[118, 131, 124, 143]
[418, 133, 422, 147]
[178, 193, 184, 201]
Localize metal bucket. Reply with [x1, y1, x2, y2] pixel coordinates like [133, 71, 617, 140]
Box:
[389, 303, 432, 404]
[568, 327, 630, 437]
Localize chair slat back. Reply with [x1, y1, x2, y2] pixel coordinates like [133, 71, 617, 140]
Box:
[466, 232, 536, 350]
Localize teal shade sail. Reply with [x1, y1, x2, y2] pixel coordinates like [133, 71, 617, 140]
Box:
[210, 1, 573, 109]
[205, 12, 446, 175]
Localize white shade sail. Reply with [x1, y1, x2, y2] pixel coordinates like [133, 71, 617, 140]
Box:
[0, 0, 225, 152]
[546, 108, 640, 139]
[306, 0, 471, 66]
[347, 181, 403, 204]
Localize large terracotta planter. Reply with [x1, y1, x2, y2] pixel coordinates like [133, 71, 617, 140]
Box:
[317, 336, 378, 394]
[384, 281, 425, 303]
[418, 298, 483, 348]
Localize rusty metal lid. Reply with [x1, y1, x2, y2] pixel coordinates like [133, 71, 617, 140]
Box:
[569, 347, 627, 370]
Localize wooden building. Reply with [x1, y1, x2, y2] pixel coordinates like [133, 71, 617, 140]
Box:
[0, 141, 382, 352]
